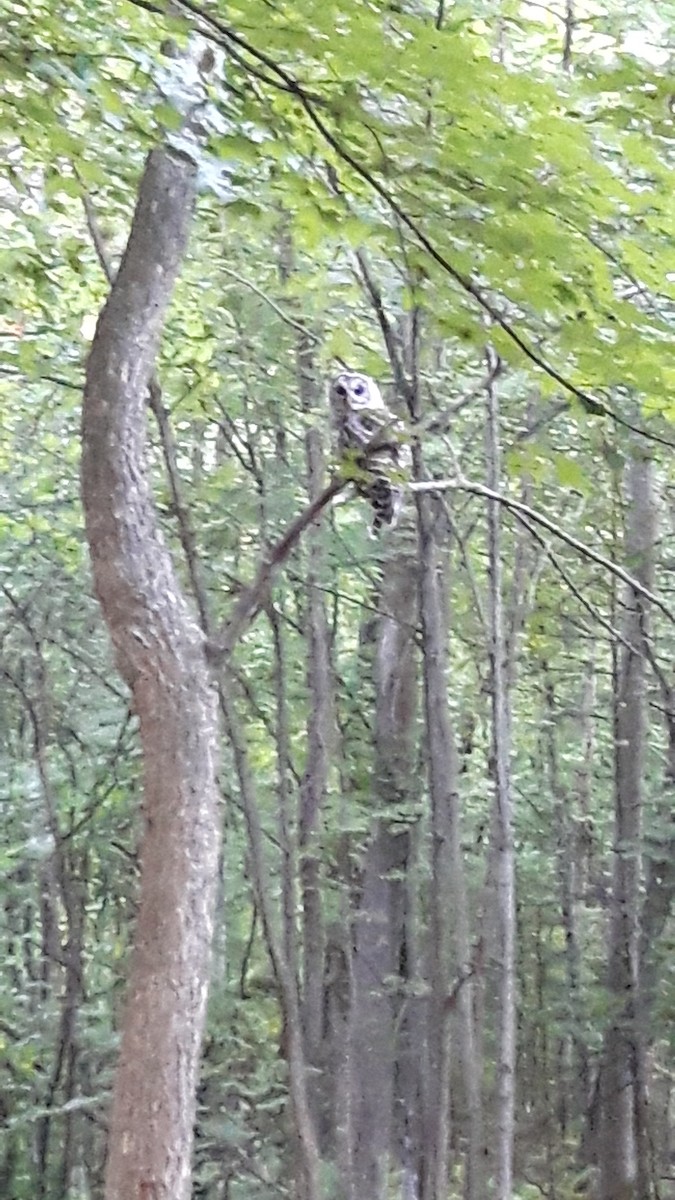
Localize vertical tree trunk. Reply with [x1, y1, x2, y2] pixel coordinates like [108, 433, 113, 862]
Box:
[296, 337, 334, 1137]
[598, 448, 656, 1200]
[415, 479, 482, 1200]
[562, 0, 575, 69]
[6, 637, 88, 1199]
[484, 355, 516, 1200]
[81, 148, 222, 1200]
[638, 672, 675, 1194]
[541, 671, 589, 1143]
[222, 683, 323, 1200]
[417, 496, 452, 1200]
[349, 538, 418, 1200]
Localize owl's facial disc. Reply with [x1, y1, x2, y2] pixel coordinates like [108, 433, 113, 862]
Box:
[349, 378, 372, 408]
[332, 372, 381, 409]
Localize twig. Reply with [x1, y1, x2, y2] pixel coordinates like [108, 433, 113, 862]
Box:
[512, 514, 643, 655]
[220, 265, 321, 342]
[0, 365, 82, 390]
[79, 187, 115, 283]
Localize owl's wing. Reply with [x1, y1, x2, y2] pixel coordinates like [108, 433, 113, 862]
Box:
[363, 416, 410, 465]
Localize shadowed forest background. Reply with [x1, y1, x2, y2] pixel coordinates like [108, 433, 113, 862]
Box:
[0, 2, 673, 1199]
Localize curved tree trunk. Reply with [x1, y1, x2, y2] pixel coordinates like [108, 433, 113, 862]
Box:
[81, 147, 221, 1200]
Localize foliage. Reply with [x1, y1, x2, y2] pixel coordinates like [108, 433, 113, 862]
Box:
[0, 0, 673, 1196]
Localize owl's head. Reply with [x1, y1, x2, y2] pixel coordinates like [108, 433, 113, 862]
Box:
[329, 371, 385, 411]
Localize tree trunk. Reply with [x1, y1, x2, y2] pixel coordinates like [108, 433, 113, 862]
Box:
[349, 538, 418, 1200]
[414, 479, 482, 1200]
[598, 447, 656, 1200]
[81, 148, 221, 1200]
[221, 684, 323, 1200]
[484, 355, 516, 1200]
[540, 670, 590, 1146]
[638, 673, 675, 1193]
[297, 340, 334, 1138]
[418, 524, 451, 1200]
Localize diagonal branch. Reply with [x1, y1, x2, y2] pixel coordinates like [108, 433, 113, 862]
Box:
[209, 477, 346, 659]
[409, 477, 675, 627]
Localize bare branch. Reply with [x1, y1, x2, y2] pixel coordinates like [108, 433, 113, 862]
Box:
[210, 477, 346, 659]
[220, 265, 321, 341]
[409, 478, 675, 626]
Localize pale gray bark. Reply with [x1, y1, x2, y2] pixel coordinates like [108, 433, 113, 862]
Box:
[598, 449, 656, 1200]
[484, 356, 516, 1200]
[82, 148, 221, 1200]
[338, 282, 420, 1200]
[415, 482, 483, 1200]
[221, 685, 322, 1200]
[562, 0, 575, 70]
[416, 500, 451, 1200]
[639, 684, 675, 1018]
[349, 538, 418, 1200]
[543, 671, 590, 1141]
[297, 344, 334, 1122]
[637, 670, 675, 1193]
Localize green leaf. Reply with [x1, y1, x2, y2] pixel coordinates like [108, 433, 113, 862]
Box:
[153, 102, 184, 132]
[553, 454, 589, 494]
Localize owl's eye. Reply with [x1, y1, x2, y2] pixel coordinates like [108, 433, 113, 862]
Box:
[335, 384, 347, 398]
[353, 382, 365, 396]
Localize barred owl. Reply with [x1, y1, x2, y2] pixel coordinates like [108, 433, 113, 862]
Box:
[329, 371, 409, 533]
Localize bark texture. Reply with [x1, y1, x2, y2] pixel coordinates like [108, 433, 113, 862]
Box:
[598, 449, 656, 1200]
[81, 148, 221, 1200]
[349, 535, 418, 1200]
[298, 344, 334, 1137]
[484, 357, 516, 1200]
